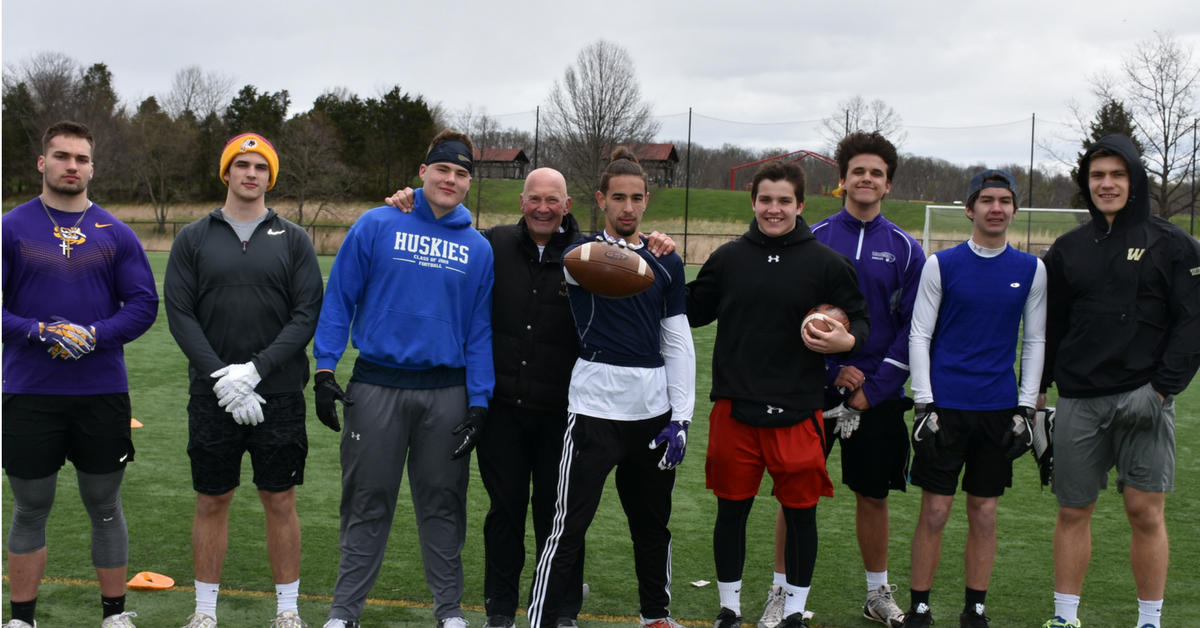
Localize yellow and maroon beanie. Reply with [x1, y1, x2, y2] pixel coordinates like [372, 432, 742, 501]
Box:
[220, 133, 279, 190]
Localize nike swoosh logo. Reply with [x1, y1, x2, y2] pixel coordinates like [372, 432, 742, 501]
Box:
[268, 229, 285, 235]
[119, 454, 128, 462]
[95, 222, 113, 228]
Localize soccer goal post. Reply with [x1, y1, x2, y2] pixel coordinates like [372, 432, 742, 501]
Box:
[922, 205, 1091, 257]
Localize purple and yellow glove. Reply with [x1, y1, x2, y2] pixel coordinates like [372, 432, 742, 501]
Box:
[34, 317, 96, 360]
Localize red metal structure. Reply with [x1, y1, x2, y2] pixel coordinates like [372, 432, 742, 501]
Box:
[729, 150, 837, 191]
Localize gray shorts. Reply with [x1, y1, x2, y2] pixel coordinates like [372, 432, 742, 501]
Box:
[1052, 382, 1175, 507]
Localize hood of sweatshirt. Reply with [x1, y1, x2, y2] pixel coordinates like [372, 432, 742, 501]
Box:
[1076, 133, 1151, 233]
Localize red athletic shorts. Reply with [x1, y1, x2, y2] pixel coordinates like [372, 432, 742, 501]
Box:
[705, 399, 833, 508]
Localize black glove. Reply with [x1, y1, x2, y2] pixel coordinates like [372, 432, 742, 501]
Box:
[451, 406, 486, 460]
[314, 371, 353, 432]
[911, 402, 944, 460]
[1002, 406, 1035, 461]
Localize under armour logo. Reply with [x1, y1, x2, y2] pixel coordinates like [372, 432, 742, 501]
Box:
[1128, 248, 1145, 260]
[350, 432, 361, 440]
[766, 405, 784, 414]
[768, 255, 780, 263]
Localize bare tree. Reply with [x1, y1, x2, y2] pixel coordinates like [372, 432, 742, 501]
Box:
[275, 114, 354, 227]
[818, 95, 908, 154]
[544, 40, 661, 231]
[1112, 31, 1199, 216]
[130, 97, 196, 231]
[162, 66, 235, 120]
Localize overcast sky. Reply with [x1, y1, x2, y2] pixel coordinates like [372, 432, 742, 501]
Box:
[5, 0, 1199, 171]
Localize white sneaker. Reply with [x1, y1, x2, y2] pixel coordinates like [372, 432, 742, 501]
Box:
[182, 613, 218, 628]
[271, 611, 307, 628]
[863, 584, 904, 628]
[4, 620, 36, 628]
[759, 585, 786, 628]
[322, 620, 359, 628]
[640, 617, 684, 628]
[439, 618, 469, 628]
[101, 612, 138, 628]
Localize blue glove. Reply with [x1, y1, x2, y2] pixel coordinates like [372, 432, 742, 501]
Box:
[34, 316, 96, 360]
[649, 420, 690, 470]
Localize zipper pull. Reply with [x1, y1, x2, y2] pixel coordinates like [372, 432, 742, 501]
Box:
[242, 240, 248, 254]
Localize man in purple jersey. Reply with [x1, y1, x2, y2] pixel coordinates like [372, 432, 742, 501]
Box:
[807, 132, 923, 628]
[2, 121, 159, 628]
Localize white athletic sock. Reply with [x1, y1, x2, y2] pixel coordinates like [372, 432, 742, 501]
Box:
[1137, 598, 1162, 628]
[1053, 592, 1080, 624]
[276, 579, 300, 615]
[772, 572, 787, 588]
[866, 570, 888, 593]
[195, 580, 220, 620]
[717, 580, 742, 615]
[783, 583, 810, 617]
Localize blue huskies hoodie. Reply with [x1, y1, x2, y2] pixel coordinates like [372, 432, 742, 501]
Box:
[314, 188, 495, 408]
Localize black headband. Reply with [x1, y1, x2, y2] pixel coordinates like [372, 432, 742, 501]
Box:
[426, 140, 474, 175]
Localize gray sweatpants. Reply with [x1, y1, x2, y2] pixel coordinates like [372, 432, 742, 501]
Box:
[329, 382, 470, 622]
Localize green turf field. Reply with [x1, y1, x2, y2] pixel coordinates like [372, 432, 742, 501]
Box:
[3, 253, 1197, 628]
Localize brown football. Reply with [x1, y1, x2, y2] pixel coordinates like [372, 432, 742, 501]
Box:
[563, 240, 655, 298]
[803, 304, 851, 333]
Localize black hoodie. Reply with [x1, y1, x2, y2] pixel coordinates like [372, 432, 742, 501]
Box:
[686, 216, 869, 411]
[1041, 134, 1200, 398]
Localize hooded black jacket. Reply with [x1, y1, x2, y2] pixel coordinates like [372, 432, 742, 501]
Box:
[1041, 134, 1200, 398]
[484, 213, 582, 412]
[686, 216, 869, 411]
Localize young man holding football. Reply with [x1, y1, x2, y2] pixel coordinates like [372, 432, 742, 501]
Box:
[904, 170, 1046, 628]
[525, 147, 695, 628]
[686, 159, 870, 628]
[773, 132, 923, 628]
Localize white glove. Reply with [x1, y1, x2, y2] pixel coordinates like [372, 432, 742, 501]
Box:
[826, 402, 863, 439]
[211, 362, 261, 406]
[221, 391, 266, 426]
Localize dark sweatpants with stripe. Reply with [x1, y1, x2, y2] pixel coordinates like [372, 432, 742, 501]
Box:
[329, 382, 469, 623]
[477, 399, 585, 620]
[527, 410, 676, 628]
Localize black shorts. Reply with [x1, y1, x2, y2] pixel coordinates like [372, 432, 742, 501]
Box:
[187, 392, 308, 495]
[909, 407, 1014, 498]
[2, 393, 135, 480]
[823, 396, 912, 499]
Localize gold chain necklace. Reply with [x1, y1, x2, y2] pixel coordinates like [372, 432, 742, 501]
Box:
[40, 196, 90, 258]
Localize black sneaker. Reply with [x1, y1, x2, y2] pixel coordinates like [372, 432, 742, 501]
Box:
[714, 608, 742, 628]
[901, 604, 934, 628]
[557, 619, 578, 628]
[485, 617, 515, 628]
[959, 605, 989, 628]
[780, 612, 808, 628]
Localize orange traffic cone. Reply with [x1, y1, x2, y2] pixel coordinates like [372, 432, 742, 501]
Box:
[127, 571, 174, 590]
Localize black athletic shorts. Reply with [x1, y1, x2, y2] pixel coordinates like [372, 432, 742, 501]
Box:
[2, 393, 135, 480]
[909, 407, 1014, 498]
[823, 396, 912, 499]
[187, 392, 308, 495]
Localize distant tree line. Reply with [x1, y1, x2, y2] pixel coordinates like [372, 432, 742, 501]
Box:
[3, 53, 438, 229]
